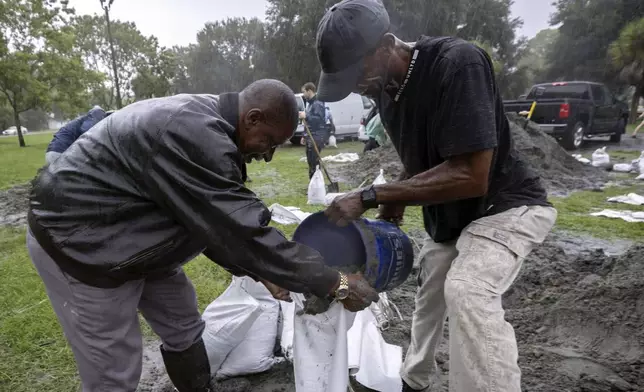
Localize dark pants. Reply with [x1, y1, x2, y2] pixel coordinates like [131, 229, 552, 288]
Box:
[363, 137, 380, 153]
[306, 137, 325, 179]
[26, 230, 206, 391]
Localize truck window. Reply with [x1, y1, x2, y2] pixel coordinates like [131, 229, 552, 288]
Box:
[601, 85, 614, 105]
[526, 84, 590, 100]
[590, 85, 605, 105]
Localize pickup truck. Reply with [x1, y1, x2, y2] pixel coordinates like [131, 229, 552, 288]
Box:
[504, 81, 630, 150]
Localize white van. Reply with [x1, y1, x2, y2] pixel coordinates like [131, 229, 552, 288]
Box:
[292, 93, 373, 145]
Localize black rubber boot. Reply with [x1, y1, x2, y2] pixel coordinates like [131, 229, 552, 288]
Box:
[160, 339, 212, 392]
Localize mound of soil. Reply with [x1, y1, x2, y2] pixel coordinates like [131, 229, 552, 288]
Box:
[0, 183, 29, 226]
[329, 114, 608, 196]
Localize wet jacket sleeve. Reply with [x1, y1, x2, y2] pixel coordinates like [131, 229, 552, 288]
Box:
[141, 113, 339, 298]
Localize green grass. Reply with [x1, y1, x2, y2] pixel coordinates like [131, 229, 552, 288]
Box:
[550, 184, 644, 241]
[0, 133, 52, 189]
[0, 137, 643, 391]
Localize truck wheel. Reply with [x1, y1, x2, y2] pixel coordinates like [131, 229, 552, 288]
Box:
[561, 122, 585, 150]
[290, 136, 303, 146]
[609, 119, 625, 143]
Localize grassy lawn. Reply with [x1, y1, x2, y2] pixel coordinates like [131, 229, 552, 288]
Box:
[0, 135, 642, 391]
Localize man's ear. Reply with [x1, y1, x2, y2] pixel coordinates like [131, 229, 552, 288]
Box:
[245, 108, 264, 127]
[380, 33, 396, 55]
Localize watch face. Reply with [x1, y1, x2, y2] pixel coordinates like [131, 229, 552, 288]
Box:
[336, 288, 349, 300]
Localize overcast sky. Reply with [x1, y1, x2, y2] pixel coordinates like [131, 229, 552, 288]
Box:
[67, 0, 555, 48]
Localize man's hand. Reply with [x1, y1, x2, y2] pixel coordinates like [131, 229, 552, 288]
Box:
[324, 191, 366, 226]
[260, 279, 292, 302]
[299, 111, 306, 120]
[377, 204, 406, 226]
[340, 273, 380, 312]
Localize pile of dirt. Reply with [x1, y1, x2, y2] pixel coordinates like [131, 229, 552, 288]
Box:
[508, 113, 608, 195]
[0, 183, 30, 226]
[329, 114, 609, 195]
[369, 240, 644, 392]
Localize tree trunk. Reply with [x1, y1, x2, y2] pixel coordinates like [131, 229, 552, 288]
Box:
[629, 85, 642, 124]
[13, 107, 26, 147]
[104, 7, 123, 109]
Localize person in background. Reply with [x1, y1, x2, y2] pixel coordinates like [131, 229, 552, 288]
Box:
[300, 82, 328, 178]
[631, 111, 644, 138]
[315, 1, 557, 391]
[324, 104, 336, 145]
[45, 105, 111, 164]
[363, 111, 387, 153]
[28, 79, 378, 392]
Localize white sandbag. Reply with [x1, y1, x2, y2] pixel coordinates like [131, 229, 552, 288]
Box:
[216, 278, 281, 378]
[612, 163, 634, 173]
[269, 204, 311, 225]
[307, 166, 326, 205]
[607, 193, 644, 206]
[293, 294, 356, 392]
[328, 135, 337, 148]
[202, 277, 262, 374]
[347, 309, 403, 392]
[638, 151, 644, 174]
[324, 192, 346, 206]
[637, 173, 644, 181]
[373, 169, 387, 185]
[591, 146, 610, 168]
[590, 209, 644, 223]
[279, 300, 295, 360]
[322, 153, 360, 163]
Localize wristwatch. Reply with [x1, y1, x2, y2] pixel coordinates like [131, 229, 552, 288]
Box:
[360, 185, 378, 209]
[334, 272, 350, 300]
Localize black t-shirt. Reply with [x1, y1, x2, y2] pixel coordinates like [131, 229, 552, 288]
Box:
[377, 36, 550, 243]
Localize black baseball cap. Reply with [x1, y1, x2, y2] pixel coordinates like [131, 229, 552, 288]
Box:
[316, 0, 390, 102]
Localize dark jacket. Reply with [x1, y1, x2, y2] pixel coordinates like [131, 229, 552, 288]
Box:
[28, 93, 338, 297]
[304, 95, 327, 139]
[46, 106, 108, 153]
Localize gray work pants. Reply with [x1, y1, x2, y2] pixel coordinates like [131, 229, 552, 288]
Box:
[401, 205, 557, 392]
[26, 230, 205, 392]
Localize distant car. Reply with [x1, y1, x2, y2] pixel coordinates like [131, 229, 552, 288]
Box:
[2, 126, 29, 135]
[504, 81, 629, 150]
[291, 93, 373, 145]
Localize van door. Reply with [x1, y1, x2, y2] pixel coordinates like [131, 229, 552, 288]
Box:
[329, 93, 364, 139]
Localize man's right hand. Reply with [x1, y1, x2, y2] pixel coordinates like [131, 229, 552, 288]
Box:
[377, 204, 406, 226]
[339, 273, 380, 312]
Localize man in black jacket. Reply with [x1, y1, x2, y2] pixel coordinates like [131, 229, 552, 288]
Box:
[300, 82, 329, 179]
[314, 2, 557, 392]
[27, 79, 378, 392]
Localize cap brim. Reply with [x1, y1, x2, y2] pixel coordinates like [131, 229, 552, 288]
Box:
[317, 59, 364, 102]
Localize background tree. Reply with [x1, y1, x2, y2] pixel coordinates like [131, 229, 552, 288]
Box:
[73, 15, 160, 108]
[545, 0, 644, 87]
[0, 0, 101, 147]
[609, 17, 644, 123]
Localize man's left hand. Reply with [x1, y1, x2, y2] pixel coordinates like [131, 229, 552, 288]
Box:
[261, 279, 291, 302]
[325, 191, 366, 226]
[299, 111, 306, 120]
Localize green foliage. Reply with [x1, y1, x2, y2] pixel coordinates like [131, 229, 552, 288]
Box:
[608, 17, 644, 122]
[545, 0, 644, 85]
[0, 0, 101, 147]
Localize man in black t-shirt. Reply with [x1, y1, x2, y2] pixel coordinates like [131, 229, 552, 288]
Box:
[315, 1, 557, 391]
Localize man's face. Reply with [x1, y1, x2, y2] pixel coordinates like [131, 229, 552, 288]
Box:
[302, 89, 315, 100]
[238, 109, 293, 164]
[352, 39, 395, 100]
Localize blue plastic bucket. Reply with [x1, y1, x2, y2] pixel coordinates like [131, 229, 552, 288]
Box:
[292, 212, 414, 292]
